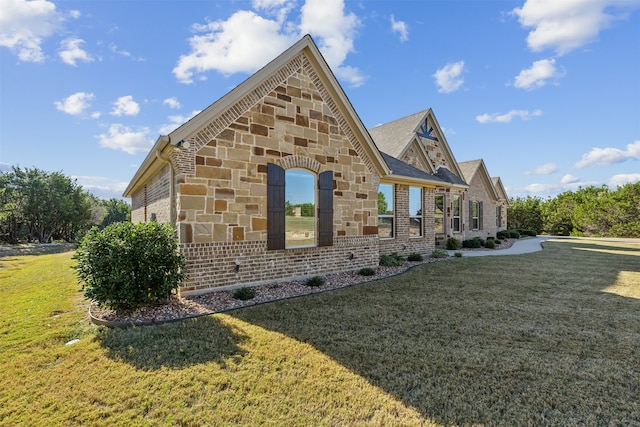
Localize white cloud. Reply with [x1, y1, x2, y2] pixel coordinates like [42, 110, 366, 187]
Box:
[561, 174, 580, 184]
[73, 175, 129, 199]
[433, 61, 465, 93]
[513, 58, 565, 90]
[575, 140, 640, 169]
[173, 10, 297, 83]
[69, 10, 81, 19]
[158, 110, 201, 135]
[476, 109, 542, 124]
[163, 97, 181, 109]
[0, 0, 62, 62]
[390, 15, 409, 42]
[111, 95, 140, 116]
[97, 124, 153, 154]
[54, 92, 95, 115]
[511, 0, 639, 55]
[609, 173, 640, 188]
[300, 0, 363, 87]
[58, 38, 93, 66]
[109, 43, 144, 61]
[525, 162, 558, 175]
[173, 0, 365, 87]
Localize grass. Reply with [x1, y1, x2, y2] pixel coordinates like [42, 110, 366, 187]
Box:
[1, 238, 639, 425]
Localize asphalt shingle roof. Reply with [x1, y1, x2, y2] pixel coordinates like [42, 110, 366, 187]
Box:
[368, 110, 428, 157]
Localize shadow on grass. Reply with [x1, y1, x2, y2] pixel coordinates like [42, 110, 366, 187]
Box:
[98, 316, 248, 370]
[231, 239, 640, 425]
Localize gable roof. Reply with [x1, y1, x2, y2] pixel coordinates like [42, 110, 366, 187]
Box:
[492, 177, 510, 205]
[380, 152, 448, 186]
[124, 35, 390, 197]
[434, 166, 468, 187]
[458, 159, 500, 201]
[368, 108, 465, 179]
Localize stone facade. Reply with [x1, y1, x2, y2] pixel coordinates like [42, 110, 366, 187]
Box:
[463, 172, 498, 240]
[125, 36, 508, 295]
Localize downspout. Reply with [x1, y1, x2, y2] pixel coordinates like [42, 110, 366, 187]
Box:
[155, 136, 176, 226]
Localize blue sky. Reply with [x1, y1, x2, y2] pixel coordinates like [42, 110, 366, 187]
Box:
[1, 0, 639, 201]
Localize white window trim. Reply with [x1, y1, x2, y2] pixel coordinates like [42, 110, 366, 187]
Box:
[285, 168, 317, 249]
[378, 183, 395, 240]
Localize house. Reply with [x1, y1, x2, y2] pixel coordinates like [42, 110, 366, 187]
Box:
[458, 159, 502, 240]
[123, 35, 507, 295]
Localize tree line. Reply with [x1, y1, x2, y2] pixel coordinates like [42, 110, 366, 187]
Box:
[507, 183, 640, 238]
[0, 166, 131, 244]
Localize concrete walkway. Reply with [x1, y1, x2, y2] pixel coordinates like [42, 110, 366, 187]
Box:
[448, 236, 552, 257]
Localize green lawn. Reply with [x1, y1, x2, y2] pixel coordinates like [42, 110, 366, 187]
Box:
[1, 238, 639, 426]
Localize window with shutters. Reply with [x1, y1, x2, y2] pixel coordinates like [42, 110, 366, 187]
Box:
[472, 201, 480, 230]
[409, 186, 423, 237]
[434, 194, 445, 233]
[286, 169, 316, 248]
[452, 195, 461, 232]
[267, 163, 333, 250]
[378, 183, 394, 239]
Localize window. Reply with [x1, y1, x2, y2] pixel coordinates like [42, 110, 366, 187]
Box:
[471, 201, 479, 230]
[378, 183, 394, 238]
[452, 195, 461, 232]
[409, 187, 422, 237]
[285, 169, 316, 248]
[496, 205, 502, 227]
[434, 194, 444, 233]
[267, 163, 333, 250]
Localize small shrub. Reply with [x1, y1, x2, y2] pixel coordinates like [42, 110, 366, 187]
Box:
[497, 230, 510, 240]
[73, 222, 185, 311]
[407, 252, 423, 262]
[306, 276, 325, 287]
[454, 252, 463, 258]
[462, 237, 484, 248]
[509, 230, 521, 239]
[494, 239, 502, 245]
[358, 267, 376, 276]
[517, 229, 537, 237]
[233, 287, 256, 300]
[431, 248, 449, 258]
[446, 237, 460, 250]
[379, 252, 405, 267]
[485, 239, 496, 249]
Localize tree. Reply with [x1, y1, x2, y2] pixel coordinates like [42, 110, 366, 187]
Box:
[99, 198, 131, 227]
[0, 166, 98, 243]
[378, 191, 388, 215]
[507, 196, 543, 233]
[541, 191, 576, 236]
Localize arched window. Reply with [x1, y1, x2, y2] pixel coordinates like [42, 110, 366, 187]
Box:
[285, 169, 316, 248]
[267, 163, 333, 250]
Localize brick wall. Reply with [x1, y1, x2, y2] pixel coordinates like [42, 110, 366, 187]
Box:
[179, 235, 378, 295]
[464, 173, 499, 240]
[379, 184, 435, 257]
[130, 164, 171, 223]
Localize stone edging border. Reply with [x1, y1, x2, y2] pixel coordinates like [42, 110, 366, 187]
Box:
[88, 258, 455, 328]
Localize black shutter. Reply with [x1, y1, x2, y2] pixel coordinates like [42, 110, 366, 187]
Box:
[479, 201, 484, 230]
[318, 170, 333, 247]
[267, 163, 285, 250]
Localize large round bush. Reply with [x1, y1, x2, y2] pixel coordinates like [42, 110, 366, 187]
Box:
[73, 222, 185, 311]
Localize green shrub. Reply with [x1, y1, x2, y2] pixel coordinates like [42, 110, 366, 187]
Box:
[407, 252, 423, 262]
[497, 230, 510, 240]
[494, 239, 502, 245]
[306, 276, 325, 287]
[462, 237, 484, 248]
[73, 222, 185, 311]
[446, 237, 460, 250]
[517, 229, 537, 237]
[431, 248, 449, 258]
[485, 239, 496, 249]
[379, 252, 405, 267]
[358, 267, 376, 276]
[454, 252, 463, 258]
[233, 287, 256, 300]
[509, 230, 521, 239]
